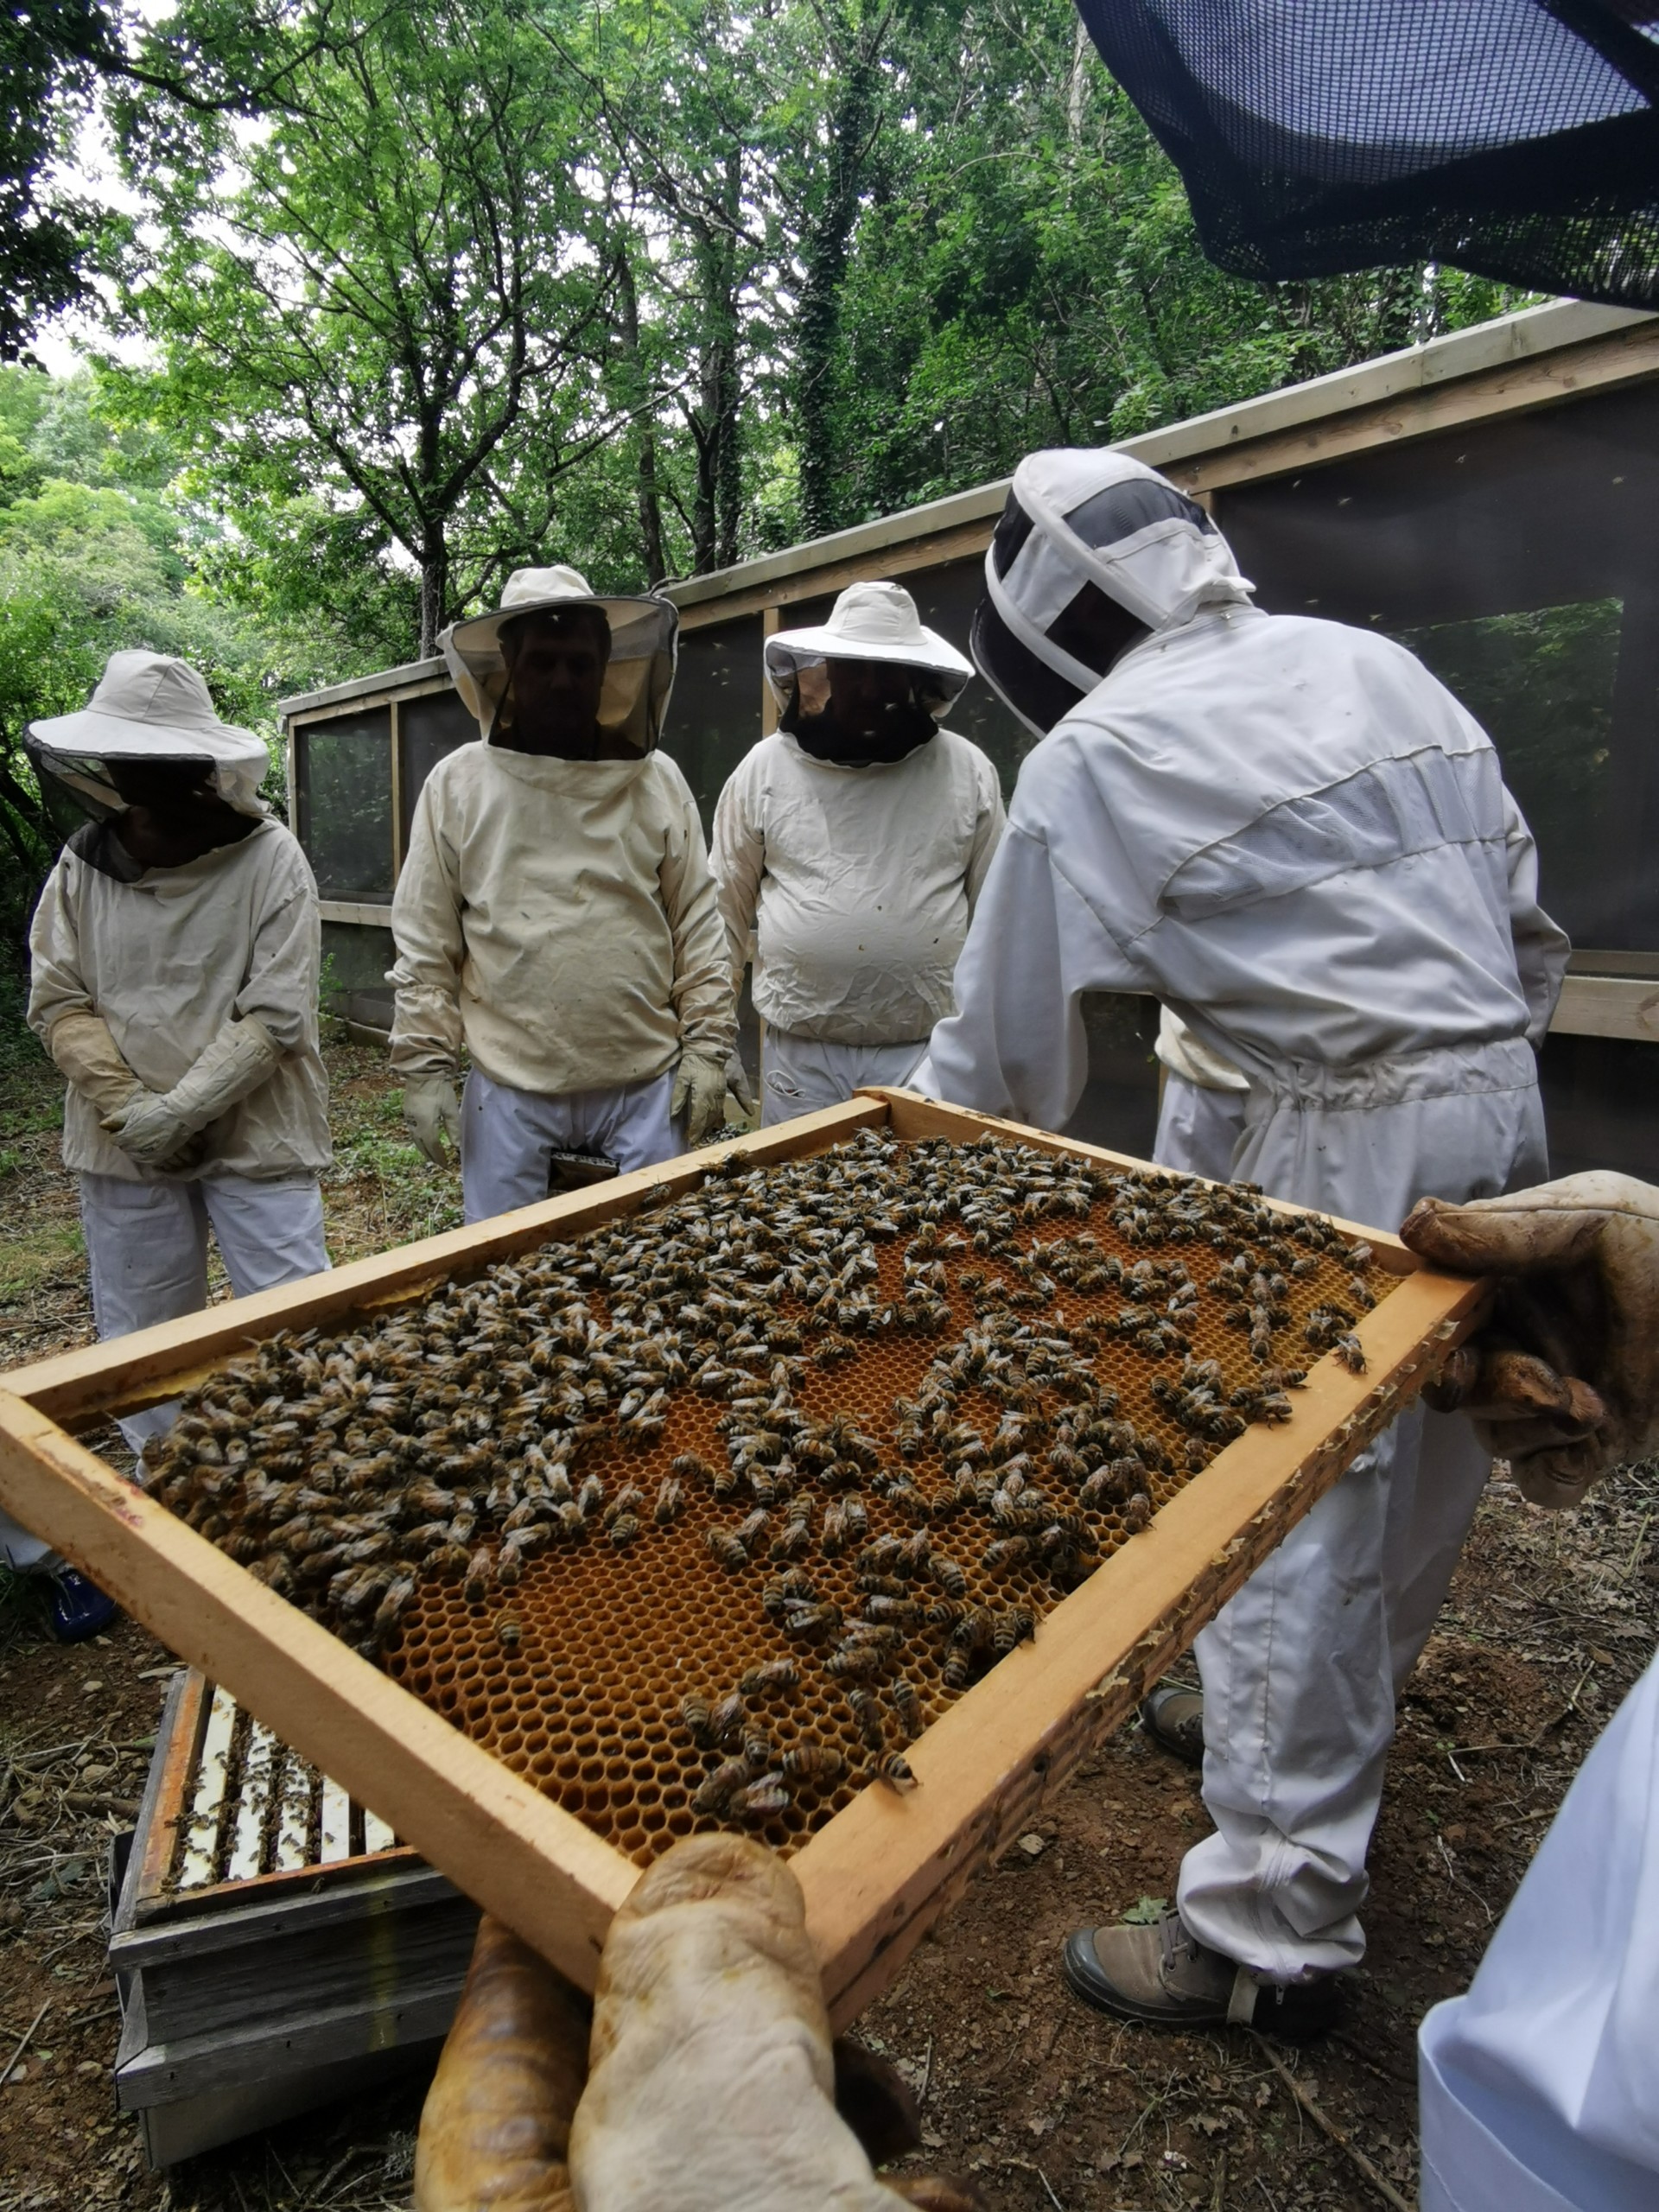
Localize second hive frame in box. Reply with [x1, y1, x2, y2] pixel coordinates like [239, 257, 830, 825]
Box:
[0, 1092, 1484, 2024]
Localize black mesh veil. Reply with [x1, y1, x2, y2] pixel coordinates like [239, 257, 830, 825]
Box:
[1074, 0, 1659, 308]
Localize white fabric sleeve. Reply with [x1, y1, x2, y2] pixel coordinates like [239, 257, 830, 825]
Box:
[710, 762, 764, 985]
[232, 842, 321, 1056]
[661, 781, 738, 1064]
[963, 758, 1008, 919]
[389, 779, 467, 1080]
[1502, 791, 1570, 1051]
[25, 860, 91, 1045]
[925, 821, 1147, 1131]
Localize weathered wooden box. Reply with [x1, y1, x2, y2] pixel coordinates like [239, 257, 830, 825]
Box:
[1, 1093, 1484, 2024]
[111, 1669, 477, 2164]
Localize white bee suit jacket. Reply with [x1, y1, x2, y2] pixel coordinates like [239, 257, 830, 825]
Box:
[390, 742, 734, 1096]
[27, 820, 330, 1181]
[1419, 1644, 1659, 2212]
[925, 603, 1567, 1134]
[712, 728, 1005, 1047]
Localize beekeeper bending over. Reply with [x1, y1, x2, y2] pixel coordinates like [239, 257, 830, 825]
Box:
[391, 568, 734, 1223]
[918, 450, 1568, 2035]
[712, 582, 1004, 1124]
[23, 651, 330, 1639]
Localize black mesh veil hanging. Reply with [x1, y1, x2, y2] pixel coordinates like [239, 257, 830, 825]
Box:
[1073, 1, 1659, 308]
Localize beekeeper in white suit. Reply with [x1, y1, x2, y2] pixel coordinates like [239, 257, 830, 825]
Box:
[916, 448, 1568, 2032]
[712, 582, 1004, 1125]
[23, 650, 331, 1638]
[391, 568, 734, 1223]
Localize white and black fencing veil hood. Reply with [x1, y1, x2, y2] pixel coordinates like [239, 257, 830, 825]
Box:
[764, 581, 974, 721]
[974, 449, 1255, 735]
[442, 563, 678, 757]
[26, 649, 271, 821]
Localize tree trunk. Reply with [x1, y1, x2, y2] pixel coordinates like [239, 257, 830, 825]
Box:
[418, 540, 449, 662]
[796, 20, 882, 541]
[615, 245, 669, 584]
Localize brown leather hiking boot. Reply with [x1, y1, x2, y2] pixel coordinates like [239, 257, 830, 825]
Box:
[1061, 1912, 1339, 2041]
[1139, 1681, 1205, 1766]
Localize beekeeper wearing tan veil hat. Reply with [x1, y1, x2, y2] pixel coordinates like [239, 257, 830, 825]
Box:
[391, 566, 735, 1222]
[23, 649, 332, 1639]
[712, 581, 1004, 1124]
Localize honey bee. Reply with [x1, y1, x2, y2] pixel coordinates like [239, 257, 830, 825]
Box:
[495, 1612, 522, 1650]
[782, 1602, 842, 1643]
[706, 1529, 748, 1569]
[741, 1729, 773, 1770]
[654, 1477, 683, 1525]
[680, 1692, 715, 1743]
[846, 1688, 886, 1751]
[887, 1680, 924, 1739]
[577, 1476, 606, 1519]
[463, 1547, 493, 1604]
[672, 1452, 718, 1486]
[428, 1541, 470, 1580]
[693, 1757, 753, 1814]
[983, 1535, 1032, 1570]
[1335, 1332, 1367, 1373]
[607, 1513, 641, 1548]
[826, 1644, 887, 1680]
[994, 1605, 1035, 1654]
[734, 1773, 791, 1816]
[708, 1689, 747, 1743]
[1122, 1491, 1153, 1533]
[930, 1552, 968, 1598]
[780, 1744, 847, 1784]
[875, 1751, 916, 1788]
[603, 1484, 645, 1528]
[738, 1657, 798, 1695]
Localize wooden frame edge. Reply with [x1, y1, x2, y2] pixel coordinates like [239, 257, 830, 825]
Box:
[0, 1393, 635, 1990]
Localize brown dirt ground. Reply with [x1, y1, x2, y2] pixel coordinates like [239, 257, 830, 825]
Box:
[1, 1033, 1655, 2212]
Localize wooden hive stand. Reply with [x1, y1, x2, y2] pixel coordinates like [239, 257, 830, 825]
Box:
[0, 1093, 1486, 2026]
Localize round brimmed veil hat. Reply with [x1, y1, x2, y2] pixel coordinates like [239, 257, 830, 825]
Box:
[441, 564, 679, 757]
[764, 582, 974, 720]
[26, 650, 270, 819]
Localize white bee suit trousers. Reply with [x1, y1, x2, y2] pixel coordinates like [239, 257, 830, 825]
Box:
[0, 1169, 330, 1568]
[760, 1031, 931, 1127]
[1417, 1646, 1659, 2212]
[460, 1067, 680, 1224]
[1170, 1040, 1548, 1979]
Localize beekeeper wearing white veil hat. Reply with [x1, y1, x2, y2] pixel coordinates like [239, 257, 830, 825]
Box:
[712, 581, 1004, 1124]
[23, 650, 331, 1638]
[915, 449, 1569, 2032]
[390, 566, 734, 1220]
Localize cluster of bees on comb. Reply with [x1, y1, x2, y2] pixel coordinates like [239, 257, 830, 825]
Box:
[140, 1128, 1381, 1853]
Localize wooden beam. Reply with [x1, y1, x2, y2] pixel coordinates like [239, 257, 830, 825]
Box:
[676, 520, 995, 632]
[5, 1099, 887, 1427]
[798, 1261, 1487, 2023]
[1550, 974, 1659, 1044]
[317, 901, 395, 929]
[1166, 321, 1659, 498]
[0, 1392, 636, 1991]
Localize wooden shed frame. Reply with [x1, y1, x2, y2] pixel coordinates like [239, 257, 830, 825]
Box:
[281, 296, 1659, 1049]
[0, 1094, 1484, 2023]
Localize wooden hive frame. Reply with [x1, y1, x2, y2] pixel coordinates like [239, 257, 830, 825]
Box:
[0, 1092, 1485, 2026]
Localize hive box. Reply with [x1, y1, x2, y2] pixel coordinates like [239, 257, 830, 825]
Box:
[0, 1093, 1484, 2024]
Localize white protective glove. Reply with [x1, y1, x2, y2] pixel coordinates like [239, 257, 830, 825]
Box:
[403, 1074, 463, 1168]
[725, 1049, 758, 1118]
[102, 1016, 282, 1169]
[413, 1834, 975, 2212]
[1402, 1172, 1659, 1511]
[671, 1052, 728, 1149]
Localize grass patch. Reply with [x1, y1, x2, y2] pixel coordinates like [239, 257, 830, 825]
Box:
[0, 1222, 85, 1306]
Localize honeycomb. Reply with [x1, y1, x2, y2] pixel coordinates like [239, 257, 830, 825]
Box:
[140, 1131, 1386, 1866]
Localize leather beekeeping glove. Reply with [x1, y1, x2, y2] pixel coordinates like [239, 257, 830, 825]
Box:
[671, 1051, 728, 1148]
[1402, 1172, 1659, 1510]
[45, 1011, 146, 1125]
[414, 1916, 589, 2212]
[413, 1835, 982, 2212]
[103, 1015, 282, 1170]
[725, 1049, 758, 1118]
[404, 1073, 463, 1168]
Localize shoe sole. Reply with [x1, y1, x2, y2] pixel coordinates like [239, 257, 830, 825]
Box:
[1059, 1929, 1230, 2030]
[1139, 1688, 1205, 1768]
